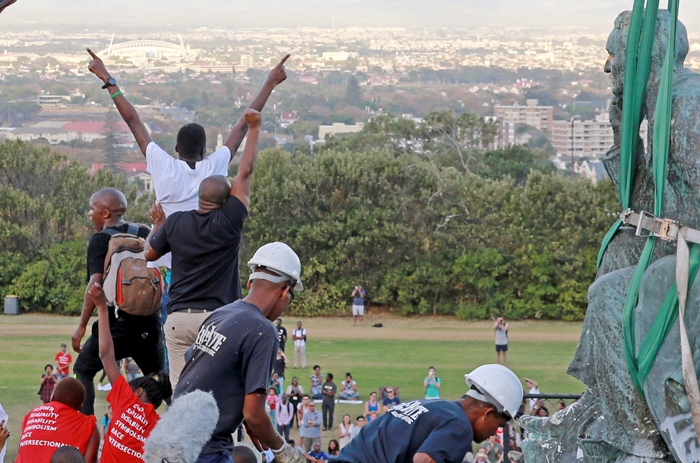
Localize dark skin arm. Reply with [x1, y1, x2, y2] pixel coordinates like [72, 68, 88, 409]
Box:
[230, 109, 261, 209]
[243, 390, 284, 451]
[86, 48, 153, 155]
[144, 202, 165, 261]
[72, 273, 102, 353]
[223, 55, 290, 159]
[0, 0, 17, 15]
[88, 283, 123, 385]
[84, 426, 100, 463]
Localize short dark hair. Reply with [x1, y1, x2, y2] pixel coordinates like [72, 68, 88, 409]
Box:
[176, 123, 206, 160]
[50, 446, 85, 463]
[313, 365, 320, 370]
[357, 415, 365, 421]
[130, 371, 172, 409]
[230, 445, 257, 463]
[287, 439, 295, 445]
[302, 394, 309, 399]
[346, 372, 352, 378]
[428, 366, 435, 370]
[327, 373, 334, 380]
[45, 364, 53, 370]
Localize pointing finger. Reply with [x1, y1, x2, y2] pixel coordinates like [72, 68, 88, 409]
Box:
[86, 48, 99, 60]
[278, 54, 291, 66]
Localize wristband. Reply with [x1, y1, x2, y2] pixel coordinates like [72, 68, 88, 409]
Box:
[111, 91, 122, 99]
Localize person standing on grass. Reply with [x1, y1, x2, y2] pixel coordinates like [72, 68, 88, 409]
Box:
[55, 343, 73, 381]
[40, 364, 58, 404]
[286, 377, 305, 427]
[293, 321, 307, 369]
[423, 366, 441, 400]
[16, 378, 100, 463]
[310, 365, 323, 399]
[277, 394, 295, 442]
[274, 348, 289, 393]
[301, 402, 322, 453]
[523, 378, 540, 414]
[297, 394, 312, 448]
[277, 319, 288, 352]
[351, 286, 366, 326]
[322, 373, 337, 431]
[493, 317, 509, 366]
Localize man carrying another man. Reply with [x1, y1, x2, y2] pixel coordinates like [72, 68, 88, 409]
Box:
[144, 108, 262, 388]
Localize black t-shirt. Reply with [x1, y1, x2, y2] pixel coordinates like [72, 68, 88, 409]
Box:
[322, 381, 337, 405]
[86, 223, 151, 281]
[274, 356, 286, 377]
[277, 326, 287, 344]
[173, 300, 278, 454]
[333, 400, 474, 463]
[148, 195, 248, 313]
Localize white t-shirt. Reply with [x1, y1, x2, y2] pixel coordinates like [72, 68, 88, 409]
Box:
[145, 141, 231, 268]
[293, 328, 307, 347]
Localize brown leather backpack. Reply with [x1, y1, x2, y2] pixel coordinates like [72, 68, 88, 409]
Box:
[100, 224, 163, 317]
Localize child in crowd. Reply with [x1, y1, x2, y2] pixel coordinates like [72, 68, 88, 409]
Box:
[267, 386, 280, 423]
[89, 283, 171, 463]
[101, 405, 112, 438]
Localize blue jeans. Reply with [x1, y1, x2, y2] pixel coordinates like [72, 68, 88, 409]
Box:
[160, 282, 171, 372]
[196, 451, 233, 463]
[277, 423, 290, 441]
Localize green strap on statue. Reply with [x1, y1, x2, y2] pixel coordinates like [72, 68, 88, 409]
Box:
[595, 0, 700, 395]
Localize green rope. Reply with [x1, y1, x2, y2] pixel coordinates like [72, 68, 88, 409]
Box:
[596, 1, 696, 395]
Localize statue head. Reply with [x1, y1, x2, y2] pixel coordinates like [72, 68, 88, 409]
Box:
[605, 10, 689, 99]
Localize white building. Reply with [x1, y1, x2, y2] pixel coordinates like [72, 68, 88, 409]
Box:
[551, 113, 614, 160]
[318, 122, 365, 141]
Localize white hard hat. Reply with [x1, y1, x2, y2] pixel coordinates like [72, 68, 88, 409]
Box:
[247, 242, 304, 292]
[464, 364, 523, 426]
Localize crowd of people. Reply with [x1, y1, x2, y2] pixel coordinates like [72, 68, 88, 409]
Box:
[1, 3, 530, 463]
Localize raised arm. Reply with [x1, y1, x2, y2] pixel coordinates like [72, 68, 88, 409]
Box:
[223, 54, 290, 158]
[0, 0, 17, 15]
[144, 202, 166, 261]
[230, 109, 261, 208]
[88, 283, 123, 385]
[86, 48, 152, 155]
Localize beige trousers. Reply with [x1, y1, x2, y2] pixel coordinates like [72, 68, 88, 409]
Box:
[165, 310, 213, 389]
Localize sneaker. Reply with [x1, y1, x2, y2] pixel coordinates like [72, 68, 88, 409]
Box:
[96, 384, 104, 391]
[102, 383, 112, 391]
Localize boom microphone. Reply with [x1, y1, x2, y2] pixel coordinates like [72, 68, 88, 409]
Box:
[143, 390, 220, 463]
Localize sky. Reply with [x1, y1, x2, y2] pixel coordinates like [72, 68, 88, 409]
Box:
[2, 0, 700, 33]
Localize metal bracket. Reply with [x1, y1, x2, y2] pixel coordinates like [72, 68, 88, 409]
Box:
[635, 210, 679, 242]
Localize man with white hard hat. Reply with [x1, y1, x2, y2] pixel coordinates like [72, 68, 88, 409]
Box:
[332, 364, 523, 463]
[172, 242, 304, 463]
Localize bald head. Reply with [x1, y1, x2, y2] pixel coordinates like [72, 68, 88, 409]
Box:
[52, 378, 86, 411]
[199, 175, 231, 210]
[90, 188, 127, 216]
[50, 446, 85, 463]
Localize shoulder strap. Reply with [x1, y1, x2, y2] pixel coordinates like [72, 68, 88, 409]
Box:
[98, 223, 140, 238]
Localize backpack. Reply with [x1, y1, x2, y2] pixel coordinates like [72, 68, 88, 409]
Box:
[100, 224, 163, 317]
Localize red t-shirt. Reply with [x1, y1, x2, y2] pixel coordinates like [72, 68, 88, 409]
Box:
[16, 401, 96, 463]
[54, 352, 72, 375]
[101, 375, 159, 463]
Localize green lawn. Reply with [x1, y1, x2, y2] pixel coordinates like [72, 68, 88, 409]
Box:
[0, 314, 584, 461]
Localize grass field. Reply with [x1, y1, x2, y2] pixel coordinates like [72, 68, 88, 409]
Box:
[0, 313, 585, 461]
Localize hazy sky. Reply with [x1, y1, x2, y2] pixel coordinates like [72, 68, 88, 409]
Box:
[2, 1, 700, 33]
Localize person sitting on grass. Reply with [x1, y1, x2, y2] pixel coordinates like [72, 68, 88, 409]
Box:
[338, 414, 355, 449]
[339, 373, 359, 400]
[88, 283, 172, 463]
[381, 387, 400, 412]
[364, 392, 379, 421]
[17, 377, 100, 463]
[350, 416, 365, 439]
[327, 440, 340, 457]
[306, 441, 329, 463]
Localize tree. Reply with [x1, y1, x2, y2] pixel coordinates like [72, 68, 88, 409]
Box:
[345, 76, 361, 105]
[102, 107, 121, 165]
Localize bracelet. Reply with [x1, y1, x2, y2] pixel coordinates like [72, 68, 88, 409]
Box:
[111, 91, 122, 99]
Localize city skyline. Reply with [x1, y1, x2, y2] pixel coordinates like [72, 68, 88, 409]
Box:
[2, 1, 700, 33]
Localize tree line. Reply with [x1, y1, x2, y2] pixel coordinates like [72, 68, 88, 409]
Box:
[0, 112, 617, 320]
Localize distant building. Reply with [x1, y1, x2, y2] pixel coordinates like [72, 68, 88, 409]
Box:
[35, 95, 71, 107]
[551, 113, 614, 160]
[216, 132, 223, 151]
[318, 122, 365, 141]
[279, 111, 299, 127]
[575, 160, 609, 184]
[494, 99, 554, 133]
[91, 163, 154, 192]
[7, 121, 132, 145]
[322, 51, 350, 61]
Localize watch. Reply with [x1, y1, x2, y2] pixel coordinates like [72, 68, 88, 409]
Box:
[102, 77, 117, 89]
